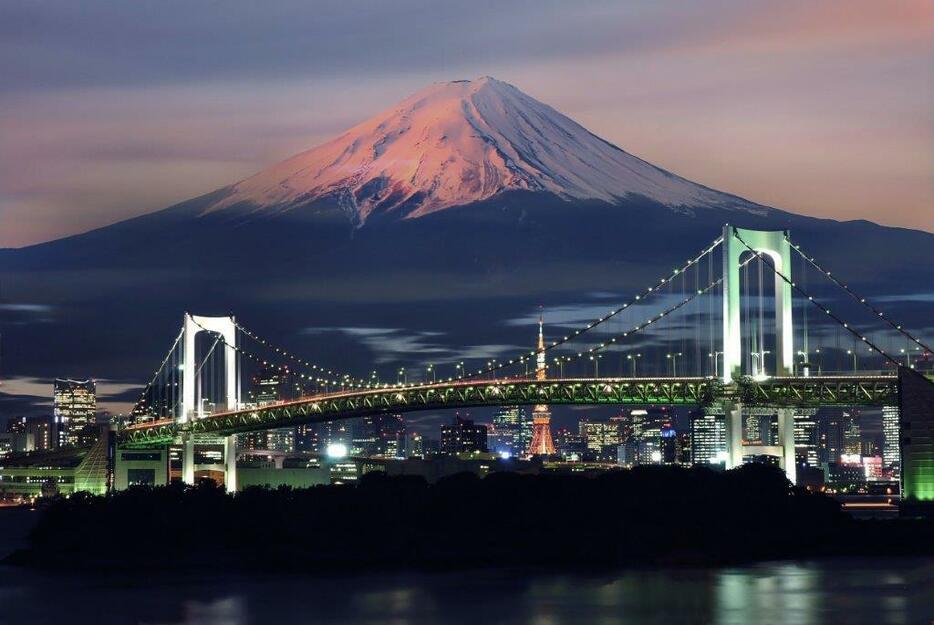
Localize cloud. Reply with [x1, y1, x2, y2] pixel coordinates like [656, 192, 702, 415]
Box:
[301, 326, 521, 368]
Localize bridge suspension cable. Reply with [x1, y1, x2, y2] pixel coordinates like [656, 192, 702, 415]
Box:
[786, 236, 933, 355]
[189, 317, 375, 391]
[732, 229, 901, 369]
[125, 324, 184, 420]
[234, 321, 371, 387]
[449, 235, 725, 381]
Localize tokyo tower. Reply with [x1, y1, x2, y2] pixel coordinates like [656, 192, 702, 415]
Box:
[527, 312, 556, 457]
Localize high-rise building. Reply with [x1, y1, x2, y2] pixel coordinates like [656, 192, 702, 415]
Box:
[690, 411, 726, 466]
[295, 423, 320, 452]
[440, 415, 488, 455]
[818, 412, 845, 464]
[6, 416, 52, 452]
[53, 378, 96, 448]
[793, 411, 819, 468]
[882, 405, 900, 476]
[843, 410, 862, 456]
[353, 414, 405, 458]
[527, 315, 556, 457]
[241, 366, 294, 452]
[405, 431, 425, 458]
[579, 418, 622, 461]
[554, 427, 585, 460]
[489, 407, 529, 458]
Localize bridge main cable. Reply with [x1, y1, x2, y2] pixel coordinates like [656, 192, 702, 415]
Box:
[786, 235, 933, 355]
[125, 324, 184, 419]
[453, 235, 724, 381]
[234, 320, 372, 388]
[732, 229, 901, 369]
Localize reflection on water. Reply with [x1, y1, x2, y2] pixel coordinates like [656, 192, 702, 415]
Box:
[0, 560, 930, 625]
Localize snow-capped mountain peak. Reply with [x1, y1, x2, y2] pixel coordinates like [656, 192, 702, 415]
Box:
[206, 76, 763, 222]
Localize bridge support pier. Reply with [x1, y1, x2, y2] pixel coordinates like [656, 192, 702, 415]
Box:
[724, 401, 744, 471]
[225, 435, 237, 493]
[723, 401, 797, 484]
[182, 434, 195, 485]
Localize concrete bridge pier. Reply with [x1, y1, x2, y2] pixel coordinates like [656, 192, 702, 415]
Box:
[182, 433, 195, 485]
[225, 435, 237, 493]
[723, 401, 797, 484]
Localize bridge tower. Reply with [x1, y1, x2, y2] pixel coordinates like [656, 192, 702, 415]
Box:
[179, 313, 239, 493]
[721, 226, 795, 483]
[721, 225, 793, 384]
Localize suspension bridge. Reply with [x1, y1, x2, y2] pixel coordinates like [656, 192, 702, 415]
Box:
[116, 225, 934, 499]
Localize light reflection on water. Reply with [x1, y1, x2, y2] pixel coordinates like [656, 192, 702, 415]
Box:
[0, 560, 931, 625]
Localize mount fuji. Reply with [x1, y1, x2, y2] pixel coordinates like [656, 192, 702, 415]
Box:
[1, 77, 931, 400]
[204, 76, 763, 223]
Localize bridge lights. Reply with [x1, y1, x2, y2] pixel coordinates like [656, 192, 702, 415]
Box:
[666, 352, 682, 377]
[846, 349, 858, 372]
[627, 353, 642, 377]
[589, 354, 603, 377]
[708, 351, 723, 379]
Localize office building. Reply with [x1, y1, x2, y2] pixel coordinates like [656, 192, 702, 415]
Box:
[690, 411, 726, 466]
[53, 378, 97, 448]
[440, 415, 488, 455]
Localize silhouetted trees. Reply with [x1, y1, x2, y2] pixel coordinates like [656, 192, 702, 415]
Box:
[13, 464, 932, 571]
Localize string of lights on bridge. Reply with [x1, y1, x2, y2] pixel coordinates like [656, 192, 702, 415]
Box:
[234, 321, 372, 388]
[448, 234, 726, 383]
[785, 235, 933, 356]
[733, 229, 902, 369]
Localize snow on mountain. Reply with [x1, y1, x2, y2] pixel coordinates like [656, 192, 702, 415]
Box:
[206, 76, 766, 222]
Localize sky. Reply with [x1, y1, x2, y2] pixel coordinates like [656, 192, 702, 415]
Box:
[0, 1, 931, 248]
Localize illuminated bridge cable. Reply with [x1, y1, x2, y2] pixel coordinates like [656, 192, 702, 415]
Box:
[453, 235, 725, 381]
[732, 229, 901, 369]
[234, 321, 370, 387]
[127, 325, 185, 418]
[189, 317, 376, 391]
[786, 236, 933, 355]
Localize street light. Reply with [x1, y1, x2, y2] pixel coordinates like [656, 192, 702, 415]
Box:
[846, 349, 857, 372]
[555, 356, 564, 378]
[666, 352, 682, 377]
[708, 351, 723, 379]
[426, 364, 435, 383]
[589, 354, 603, 377]
[815, 348, 822, 375]
[750, 350, 770, 378]
[627, 353, 642, 377]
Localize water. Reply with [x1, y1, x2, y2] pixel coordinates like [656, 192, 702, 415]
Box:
[0, 560, 929, 625]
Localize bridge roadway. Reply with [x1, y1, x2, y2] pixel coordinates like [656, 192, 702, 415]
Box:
[120, 374, 900, 447]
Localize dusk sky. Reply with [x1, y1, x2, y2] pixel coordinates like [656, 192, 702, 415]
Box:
[1, 0, 932, 248]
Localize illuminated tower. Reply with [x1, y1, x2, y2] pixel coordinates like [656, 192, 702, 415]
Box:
[527, 313, 556, 457]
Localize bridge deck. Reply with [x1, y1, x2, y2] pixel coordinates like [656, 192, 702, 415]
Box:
[121, 374, 899, 447]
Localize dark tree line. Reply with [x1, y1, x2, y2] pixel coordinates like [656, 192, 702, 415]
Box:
[13, 464, 933, 571]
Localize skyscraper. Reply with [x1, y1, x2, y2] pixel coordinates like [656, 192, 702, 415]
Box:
[489, 406, 529, 458]
[527, 314, 556, 457]
[440, 415, 488, 455]
[882, 405, 900, 476]
[793, 410, 819, 468]
[53, 378, 96, 448]
[690, 411, 726, 466]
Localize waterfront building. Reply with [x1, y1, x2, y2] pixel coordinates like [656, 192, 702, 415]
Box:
[881, 405, 900, 476]
[489, 406, 529, 458]
[353, 414, 405, 458]
[440, 415, 488, 455]
[690, 411, 726, 466]
[793, 410, 819, 468]
[53, 378, 97, 448]
[843, 410, 862, 455]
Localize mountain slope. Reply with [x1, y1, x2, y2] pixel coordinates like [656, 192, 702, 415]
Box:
[206, 77, 765, 223]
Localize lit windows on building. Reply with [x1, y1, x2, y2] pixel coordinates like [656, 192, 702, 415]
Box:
[793, 411, 819, 468]
[53, 378, 96, 448]
[440, 415, 488, 455]
[690, 411, 726, 466]
[881, 405, 900, 476]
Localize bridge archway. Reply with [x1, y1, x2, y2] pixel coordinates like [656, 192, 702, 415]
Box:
[722, 225, 793, 383]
